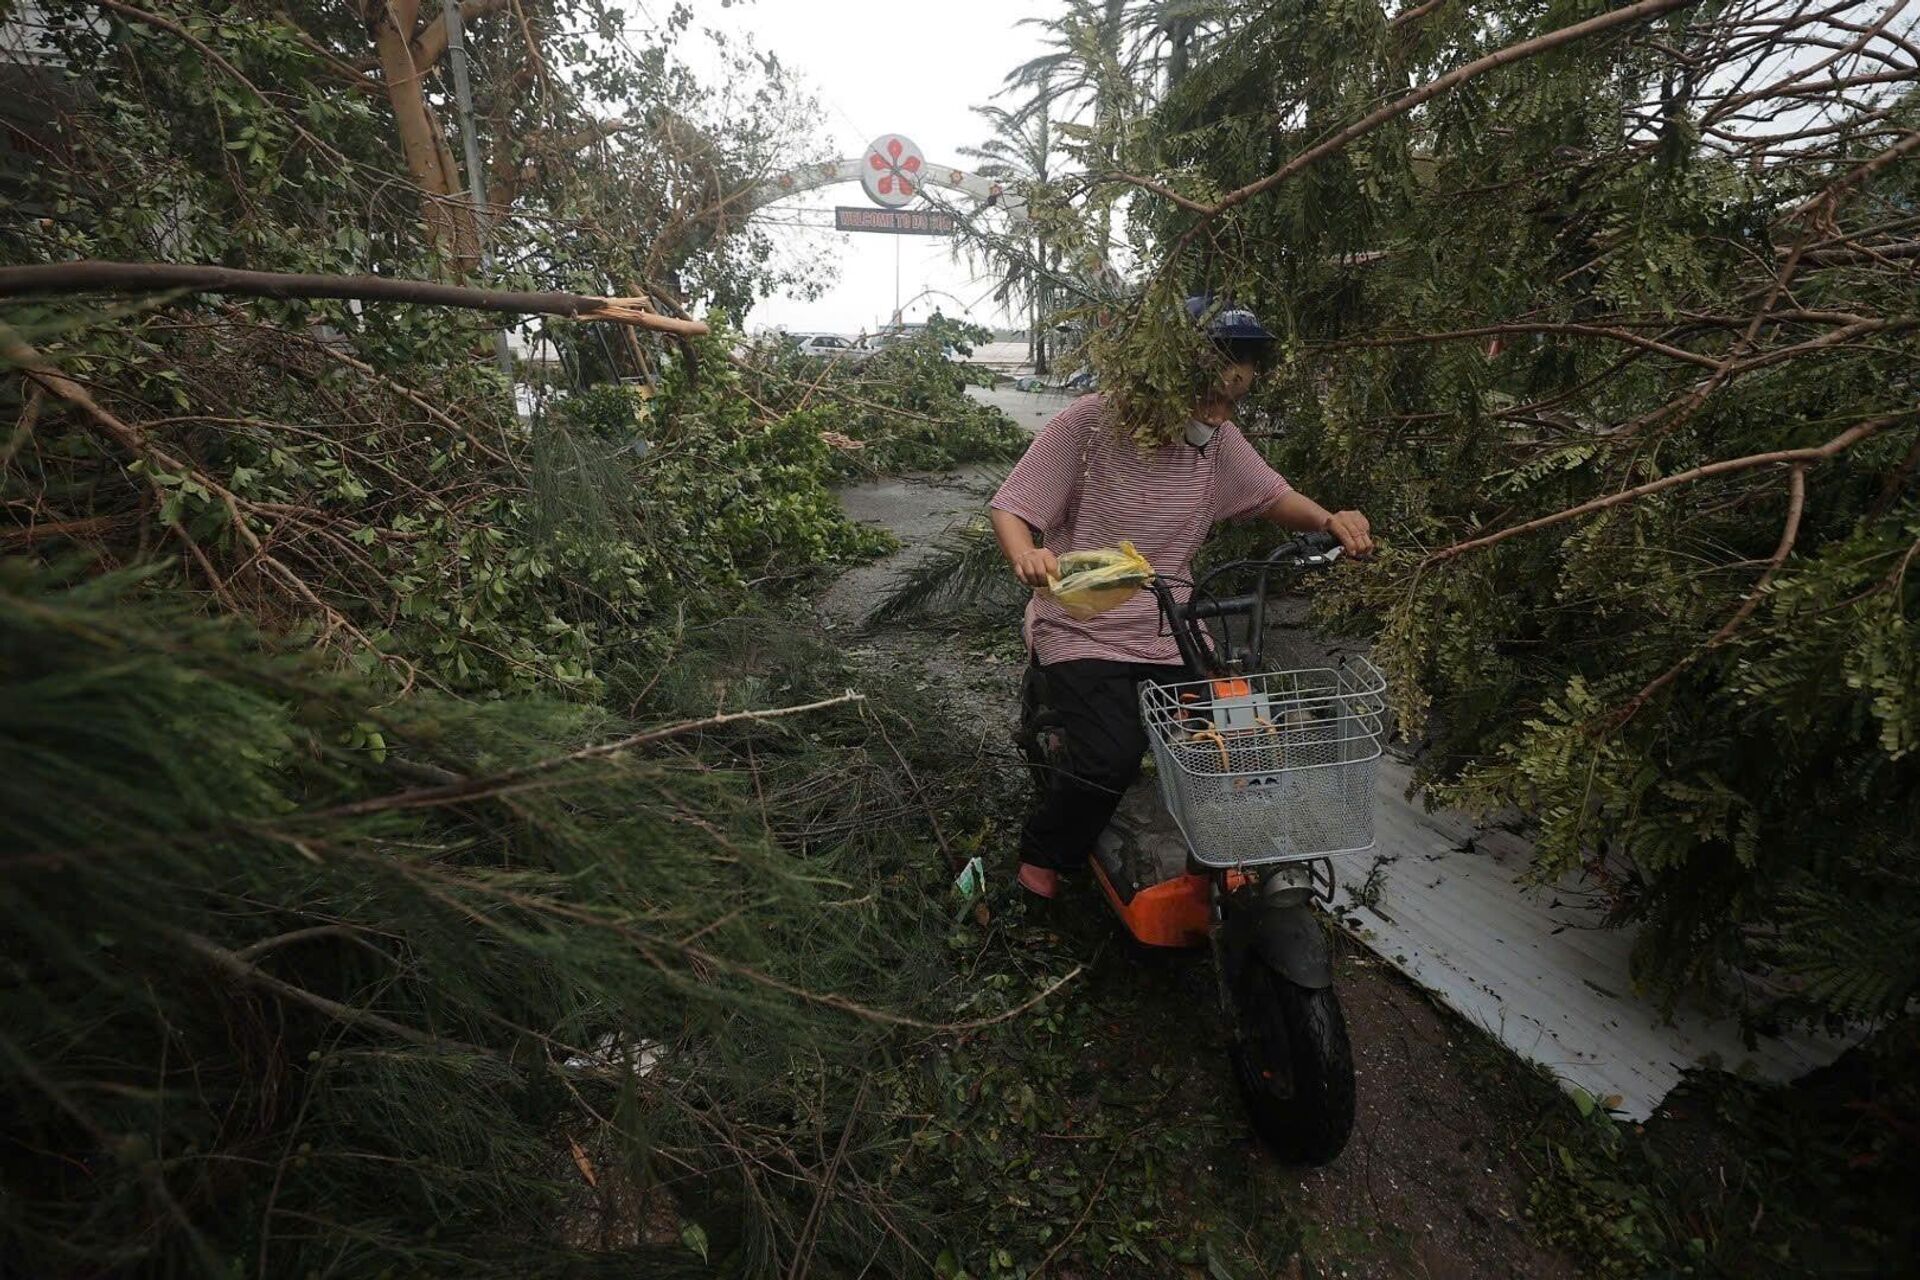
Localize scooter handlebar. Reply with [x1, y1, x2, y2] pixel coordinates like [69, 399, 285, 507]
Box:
[1185, 592, 1260, 621]
[1160, 531, 1349, 675]
[1281, 530, 1343, 564]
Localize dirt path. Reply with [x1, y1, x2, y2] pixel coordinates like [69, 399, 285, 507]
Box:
[816, 465, 1584, 1280]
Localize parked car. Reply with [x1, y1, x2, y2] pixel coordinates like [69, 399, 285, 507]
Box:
[786, 332, 866, 362]
[865, 329, 971, 366]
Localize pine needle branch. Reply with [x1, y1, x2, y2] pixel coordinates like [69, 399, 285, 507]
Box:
[304, 691, 867, 820]
[173, 930, 493, 1056]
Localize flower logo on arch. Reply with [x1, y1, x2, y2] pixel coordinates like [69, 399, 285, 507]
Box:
[869, 140, 919, 196]
[860, 134, 924, 208]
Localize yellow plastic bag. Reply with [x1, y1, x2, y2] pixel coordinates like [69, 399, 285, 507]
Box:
[1045, 540, 1154, 620]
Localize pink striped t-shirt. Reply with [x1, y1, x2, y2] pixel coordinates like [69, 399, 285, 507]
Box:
[990, 393, 1291, 666]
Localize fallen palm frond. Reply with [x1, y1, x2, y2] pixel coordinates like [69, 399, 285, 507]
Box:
[868, 506, 1028, 626]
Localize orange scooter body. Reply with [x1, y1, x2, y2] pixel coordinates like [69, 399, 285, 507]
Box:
[1091, 855, 1251, 949]
[1090, 857, 1212, 948]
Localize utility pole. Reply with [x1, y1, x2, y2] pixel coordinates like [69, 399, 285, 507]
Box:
[441, 0, 517, 387]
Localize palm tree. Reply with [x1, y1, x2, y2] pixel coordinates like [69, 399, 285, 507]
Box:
[1001, 0, 1138, 269]
[1136, 0, 1215, 93]
[1002, 0, 1137, 122]
[1003, 1, 1218, 126]
[960, 93, 1061, 372]
[973, 2, 1229, 375]
[997, 2, 1218, 264]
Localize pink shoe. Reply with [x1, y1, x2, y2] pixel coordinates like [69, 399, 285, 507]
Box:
[1017, 863, 1060, 900]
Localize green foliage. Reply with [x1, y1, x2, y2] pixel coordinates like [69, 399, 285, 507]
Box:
[867, 507, 1030, 626]
[1054, 0, 1920, 1032]
[0, 564, 975, 1276]
[576, 334, 901, 593]
[2, 0, 862, 702]
[740, 322, 1029, 477]
[0, 4, 1042, 1274]
[1520, 1029, 1920, 1276]
[3, 317, 896, 700]
[1085, 273, 1214, 447]
[897, 910, 1313, 1280]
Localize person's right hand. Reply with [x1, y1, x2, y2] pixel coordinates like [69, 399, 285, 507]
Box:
[1011, 547, 1060, 589]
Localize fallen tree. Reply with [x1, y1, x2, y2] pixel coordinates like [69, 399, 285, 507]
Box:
[0, 260, 712, 334]
[1068, 0, 1920, 1030]
[965, 2, 1919, 1268]
[0, 4, 1036, 1275]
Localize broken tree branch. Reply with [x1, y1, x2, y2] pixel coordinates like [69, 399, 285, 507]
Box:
[1108, 0, 1703, 221]
[1390, 0, 1453, 30]
[1318, 321, 1727, 369]
[1425, 412, 1908, 563]
[1704, 463, 1808, 651]
[1797, 238, 1920, 266]
[412, 0, 510, 68]
[1608, 463, 1809, 727]
[0, 319, 377, 645]
[1786, 128, 1920, 222]
[0, 260, 710, 336]
[174, 929, 489, 1054]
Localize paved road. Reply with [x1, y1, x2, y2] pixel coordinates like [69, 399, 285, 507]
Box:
[965, 381, 1074, 432]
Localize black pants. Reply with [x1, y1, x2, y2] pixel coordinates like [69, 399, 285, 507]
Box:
[1016, 659, 1185, 872]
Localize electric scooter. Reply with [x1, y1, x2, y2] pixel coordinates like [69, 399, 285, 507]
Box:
[1089, 530, 1388, 1165]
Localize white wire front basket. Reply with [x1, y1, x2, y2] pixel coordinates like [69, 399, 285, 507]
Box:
[1141, 658, 1389, 868]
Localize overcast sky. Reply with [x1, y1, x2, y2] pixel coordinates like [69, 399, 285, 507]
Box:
[682, 0, 1052, 335]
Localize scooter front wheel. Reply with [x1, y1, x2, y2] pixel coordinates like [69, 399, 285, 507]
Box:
[1230, 959, 1355, 1165]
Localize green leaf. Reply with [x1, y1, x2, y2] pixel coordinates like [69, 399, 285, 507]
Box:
[679, 1222, 708, 1263]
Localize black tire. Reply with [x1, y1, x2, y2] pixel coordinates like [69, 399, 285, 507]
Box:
[1230, 960, 1355, 1164]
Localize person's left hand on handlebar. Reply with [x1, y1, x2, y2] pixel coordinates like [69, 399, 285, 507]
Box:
[1324, 510, 1374, 558]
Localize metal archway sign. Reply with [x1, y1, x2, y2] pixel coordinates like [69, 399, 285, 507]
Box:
[751, 134, 1028, 225]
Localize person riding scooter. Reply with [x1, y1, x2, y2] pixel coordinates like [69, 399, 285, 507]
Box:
[988, 297, 1374, 902]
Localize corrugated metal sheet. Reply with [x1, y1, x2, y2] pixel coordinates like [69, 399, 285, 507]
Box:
[1338, 759, 1848, 1119]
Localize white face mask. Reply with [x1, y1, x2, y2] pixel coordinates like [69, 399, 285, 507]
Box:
[1184, 418, 1218, 450]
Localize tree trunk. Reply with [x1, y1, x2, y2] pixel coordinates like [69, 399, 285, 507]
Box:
[0, 260, 711, 335]
[1167, 18, 1196, 90]
[1032, 234, 1049, 375]
[367, 0, 474, 268]
[423, 98, 482, 271]
[411, 0, 510, 69]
